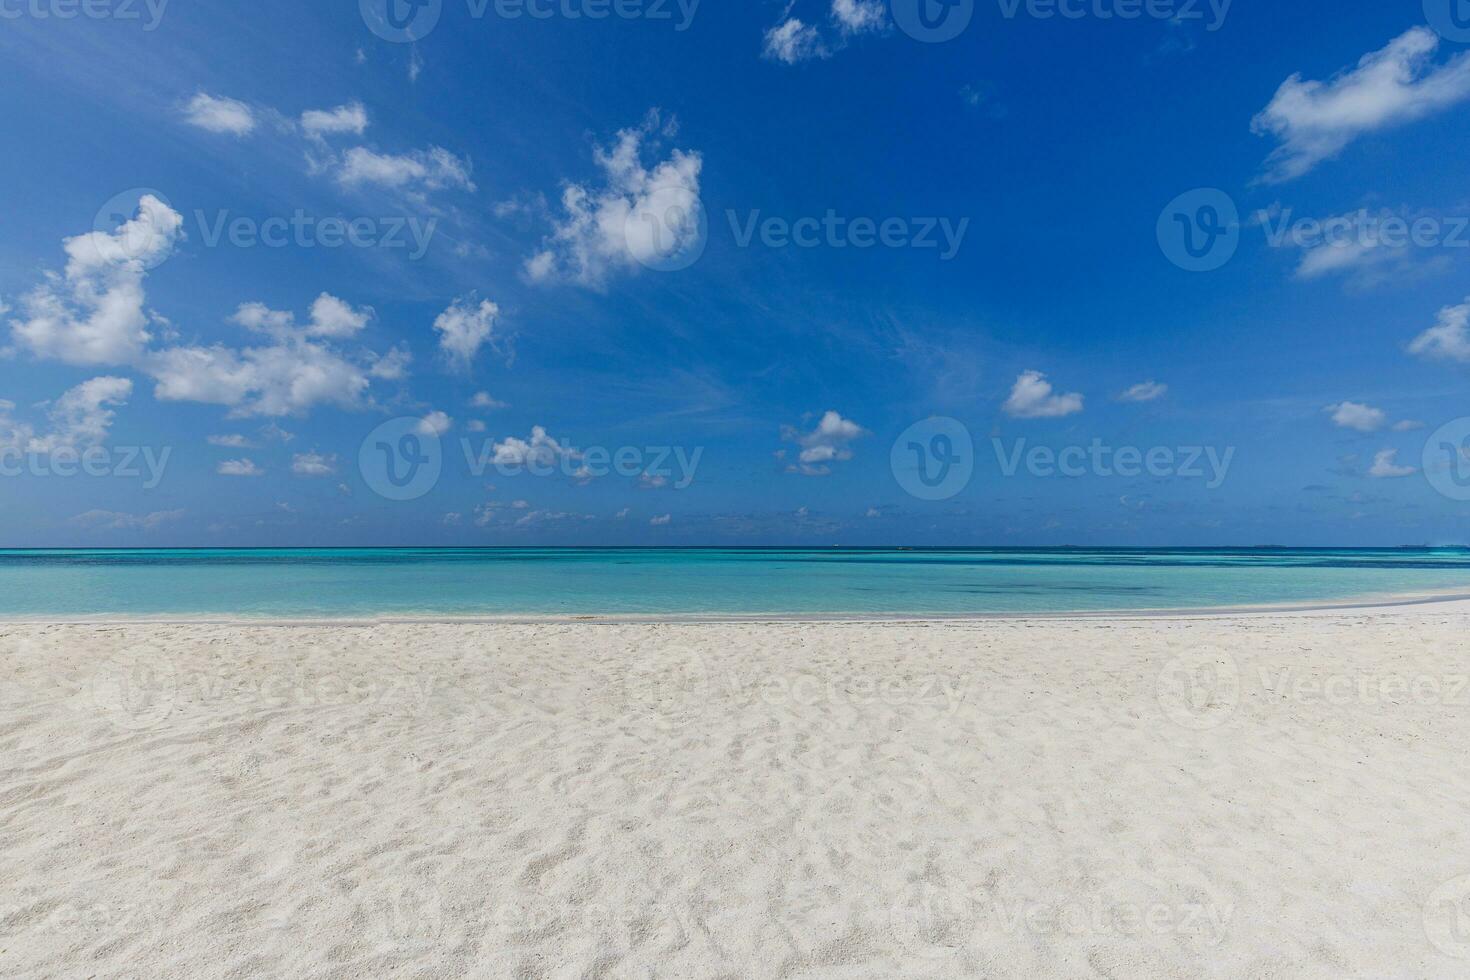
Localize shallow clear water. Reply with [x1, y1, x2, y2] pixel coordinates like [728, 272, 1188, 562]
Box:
[1, 548, 1469, 618]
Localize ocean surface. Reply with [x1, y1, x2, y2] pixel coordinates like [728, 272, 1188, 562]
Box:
[2, 548, 1470, 619]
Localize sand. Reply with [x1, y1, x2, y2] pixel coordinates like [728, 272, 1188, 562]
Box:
[2, 606, 1469, 978]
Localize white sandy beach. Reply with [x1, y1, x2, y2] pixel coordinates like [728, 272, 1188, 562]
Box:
[3, 606, 1469, 978]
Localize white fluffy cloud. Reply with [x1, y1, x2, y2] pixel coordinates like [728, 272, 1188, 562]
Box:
[336, 146, 475, 193]
[291, 452, 338, 476]
[231, 294, 373, 339]
[182, 93, 256, 136]
[1409, 298, 1470, 363]
[11, 195, 183, 365]
[0, 376, 133, 454]
[433, 297, 500, 367]
[306, 293, 374, 337]
[650, 513, 671, 525]
[781, 410, 866, 476]
[418, 411, 453, 436]
[526, 112, 702, 288]
[831, 0, 885, 34]
[301, 103, 368, 138]
[1002, 370, 1084, 419]
[491, 426, 577, 467]
[1118, 381, 1167, 403]
[217, 458, 264, 477]
[1327, 401, 1386, 433]
[1368, 448, 1415, 478]
[763, 19, 828, 63]
[13, 201, 396, 421]
[764, 1, 884, 64]
[368, 346, 412, 380]
[146, 333, 374, 418]
[1251, 28, 1470, 183]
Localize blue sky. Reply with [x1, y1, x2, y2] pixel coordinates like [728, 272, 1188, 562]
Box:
[2, 0, 1469, 546]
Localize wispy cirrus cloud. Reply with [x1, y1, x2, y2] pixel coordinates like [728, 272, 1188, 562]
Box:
[1118, 381, 1167, 403]
[335, 146, 475, 194]
[1252, 28, 1470, 183]
[0, 376, 133, 455]
[72, 508, 185, 530]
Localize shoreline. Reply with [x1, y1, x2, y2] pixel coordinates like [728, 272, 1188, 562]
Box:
[4, 588, 1470, 627]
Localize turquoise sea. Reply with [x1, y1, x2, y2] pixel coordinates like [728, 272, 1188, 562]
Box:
[1, 548, 1470, 619]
